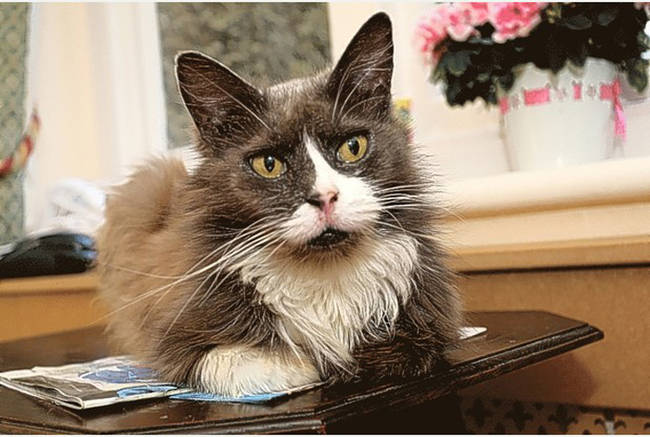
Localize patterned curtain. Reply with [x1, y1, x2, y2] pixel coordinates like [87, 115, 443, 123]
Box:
[0, 4, 29, 244]
[157, 3, 331, 148]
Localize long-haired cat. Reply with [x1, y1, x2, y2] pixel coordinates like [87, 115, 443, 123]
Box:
[97, 12, 462, 396]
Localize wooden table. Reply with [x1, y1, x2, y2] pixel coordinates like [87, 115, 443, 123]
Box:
[0, 311, 602, 434]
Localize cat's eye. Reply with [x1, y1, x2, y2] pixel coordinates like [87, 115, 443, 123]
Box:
[337, 135, 368, 163]
[250, 155, 285, 179]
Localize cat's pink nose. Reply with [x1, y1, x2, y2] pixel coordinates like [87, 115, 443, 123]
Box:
[306, 190, 339, 213]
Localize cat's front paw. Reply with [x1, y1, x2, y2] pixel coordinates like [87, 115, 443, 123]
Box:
[194, 345, 320, 397]
[352, 341, 446, 381]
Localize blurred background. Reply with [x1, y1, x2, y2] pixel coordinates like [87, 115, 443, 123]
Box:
[1, 3, 649, 434]
[0, 3, 647, 239]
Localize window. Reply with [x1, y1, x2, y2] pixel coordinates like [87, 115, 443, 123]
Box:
[157, 3, 331, 148]
[0, 4, 30, 243]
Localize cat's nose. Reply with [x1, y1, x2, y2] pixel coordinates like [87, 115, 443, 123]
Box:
[306, 190, 339, 210]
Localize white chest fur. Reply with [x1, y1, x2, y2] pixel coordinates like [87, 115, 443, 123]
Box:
[238, 234, 419, 370]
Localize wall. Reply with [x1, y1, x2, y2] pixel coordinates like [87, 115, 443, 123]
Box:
[23, 3, 166, 232]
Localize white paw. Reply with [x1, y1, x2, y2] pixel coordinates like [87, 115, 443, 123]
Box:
[196, 345, 320, 397]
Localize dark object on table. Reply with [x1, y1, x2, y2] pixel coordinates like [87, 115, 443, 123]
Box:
[0, 311, 602, 434]
[0, 232, 95, 279]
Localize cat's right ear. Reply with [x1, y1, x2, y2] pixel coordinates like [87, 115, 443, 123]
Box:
[175, 51, 268, 151]
[327, 12, 394, 122]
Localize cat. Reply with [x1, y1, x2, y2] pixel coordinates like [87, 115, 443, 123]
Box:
[97, 12, 462, 397]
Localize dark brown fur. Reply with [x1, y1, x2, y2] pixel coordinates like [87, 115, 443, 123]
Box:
[97, 13, 462, 391]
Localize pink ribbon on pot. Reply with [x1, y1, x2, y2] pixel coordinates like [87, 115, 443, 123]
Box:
[499, 80, 626, 140]
[600, 80, 626, 140]
[523, 86, 550, 105]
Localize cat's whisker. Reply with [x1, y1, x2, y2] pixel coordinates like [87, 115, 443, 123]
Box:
[380, 202, 427, 209]
[195, 231, 287, 307]
[371, 217, 440, 243]
[198, 236, 287, 309]
[92, 279, 188, 325]
[378, 208, 410, 237]
[98, 214, 286, 283]
[95, 263, 185, 280]
[98, 218, 288, 324]
[176, 215, 286, 278]
[378, 196, 425, 204]
[374, 183, 436, 194]
[164, 232, 287, 336]
[375, 183, 433, 192]
[160, 266, 220, 342]
[176, 226, 286, 294]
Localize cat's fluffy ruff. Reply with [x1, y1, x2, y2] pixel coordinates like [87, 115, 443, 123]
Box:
[97, 12, 462, 396]
[241, 230, 419, 374]
[99, 158, 321, 396]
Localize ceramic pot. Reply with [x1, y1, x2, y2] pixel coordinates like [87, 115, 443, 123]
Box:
[500, 58, 620, 171]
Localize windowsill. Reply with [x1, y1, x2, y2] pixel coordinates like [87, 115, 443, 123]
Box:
[442, 156, 650, 271]
[443, 156, 650, 218]
[0, 273, 97, 296]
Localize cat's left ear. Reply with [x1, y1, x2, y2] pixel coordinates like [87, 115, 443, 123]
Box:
[327, 12, 394, 120]
[175, 51, 268, 155]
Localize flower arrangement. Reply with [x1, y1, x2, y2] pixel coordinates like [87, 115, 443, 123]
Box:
[417, 3, 650, 106]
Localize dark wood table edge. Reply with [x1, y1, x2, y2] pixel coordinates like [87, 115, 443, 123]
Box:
[315, 323, 604, 432]
[0, 323, 603, 434]
[106, 324, 604, 434]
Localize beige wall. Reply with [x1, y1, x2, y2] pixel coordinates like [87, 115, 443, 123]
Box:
[24, 3, 166, 232]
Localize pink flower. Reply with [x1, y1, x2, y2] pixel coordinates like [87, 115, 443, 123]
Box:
[416, 2, 490, 60]
[442, 4, 477, 42]
[458, 3, 490, 27]
[487, 2, 546, 44]
[415, 13, 447, 57]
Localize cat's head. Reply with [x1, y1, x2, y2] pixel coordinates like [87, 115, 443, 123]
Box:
[175, 13, 432, 259]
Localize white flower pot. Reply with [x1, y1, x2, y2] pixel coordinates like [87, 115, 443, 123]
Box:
[500, 58, 619, 171]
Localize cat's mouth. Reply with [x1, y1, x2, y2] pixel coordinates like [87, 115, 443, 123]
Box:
[308, 228, 350, 248]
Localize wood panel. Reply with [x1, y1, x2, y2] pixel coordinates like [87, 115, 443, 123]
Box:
[458, 265, 650, 410]
[0, 273, 97, 295]
[0, 273, 105, 342]
[449, 235, 650, 272]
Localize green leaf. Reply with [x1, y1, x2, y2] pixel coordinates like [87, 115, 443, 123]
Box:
[567, 43, 588, 68]
[432, 63, 446, 84]
[486, 87, 498, 105]
[476, 72, 490, 83]
[467, 35, 494, 46]
[626, 58, 649, 92]
[445, 80, 462, 104]
[563, 14, 592, 30]
[568, 54, 586, 68]
[638, 30, 650, 51]
[544, 4, 563, 24]
[446, 50, 472, 77]
[597, 8, 618, 26]
[496, 72, 515, 91]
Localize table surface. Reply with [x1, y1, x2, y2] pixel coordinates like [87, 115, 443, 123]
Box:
[0, 311, 602, 434]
